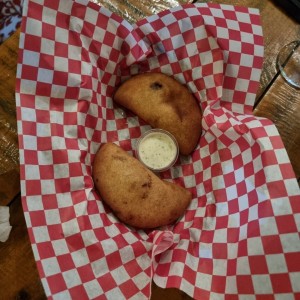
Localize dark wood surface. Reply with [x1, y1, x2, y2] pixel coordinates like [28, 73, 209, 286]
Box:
[254, 74, 300, 177]
[0, 195, 45, 300]
[0, 0, 299, 299]
[0, 28, 20, 207]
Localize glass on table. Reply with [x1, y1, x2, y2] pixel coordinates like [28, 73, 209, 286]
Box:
[276, 40, 300, 88]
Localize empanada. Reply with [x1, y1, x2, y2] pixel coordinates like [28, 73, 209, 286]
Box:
[114, 72, 202, 155]
[92, 143, 192, 229]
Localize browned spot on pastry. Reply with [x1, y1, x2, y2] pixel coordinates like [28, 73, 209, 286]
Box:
[140, 175, 152, 199]
[129, 182, 137, 190]
[141, 174, 152, 188]
[112, 155, 127, 162]
[150, 81, 163, 90]
[126, 214, 134, 221]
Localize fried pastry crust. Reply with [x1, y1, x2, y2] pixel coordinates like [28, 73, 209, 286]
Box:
[92, 143, 192, 229]
[114, 72, 202, 155]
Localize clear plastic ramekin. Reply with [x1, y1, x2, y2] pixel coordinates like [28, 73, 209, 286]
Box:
[136, 129, 179, 172]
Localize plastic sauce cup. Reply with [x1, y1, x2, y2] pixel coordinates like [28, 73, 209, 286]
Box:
[136, 129, 179, 172]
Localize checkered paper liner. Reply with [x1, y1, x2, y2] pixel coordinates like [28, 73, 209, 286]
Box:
[16, 0, 300, 299]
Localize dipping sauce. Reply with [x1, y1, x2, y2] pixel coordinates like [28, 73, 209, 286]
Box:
[136, 129, 179, 172]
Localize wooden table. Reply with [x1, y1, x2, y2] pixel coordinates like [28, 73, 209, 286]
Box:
[0, 0, 299, 299]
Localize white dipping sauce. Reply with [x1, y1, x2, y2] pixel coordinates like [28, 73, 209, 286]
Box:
[137, 129, 178, 171]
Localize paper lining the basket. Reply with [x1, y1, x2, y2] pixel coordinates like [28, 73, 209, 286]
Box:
[16, 0, 300, 299]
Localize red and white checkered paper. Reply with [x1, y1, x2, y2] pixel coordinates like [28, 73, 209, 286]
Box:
[16, 0, 300, 299]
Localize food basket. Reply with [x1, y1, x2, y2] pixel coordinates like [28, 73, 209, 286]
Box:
[16, 0, 300, 299]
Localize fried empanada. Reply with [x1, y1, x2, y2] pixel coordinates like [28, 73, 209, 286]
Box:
[92, 143, 192, 229]
[113, 72, 202, 155]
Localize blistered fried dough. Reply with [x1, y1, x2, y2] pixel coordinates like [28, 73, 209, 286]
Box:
[92, 143, 192, 229]
[113, 72, 202, 155]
